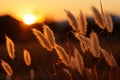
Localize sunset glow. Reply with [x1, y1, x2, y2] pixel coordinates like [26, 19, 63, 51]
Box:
[0, 0, 120, 21]
[23, 14, 36, 25]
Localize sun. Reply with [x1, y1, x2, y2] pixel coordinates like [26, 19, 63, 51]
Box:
[23, 14, 36, 25]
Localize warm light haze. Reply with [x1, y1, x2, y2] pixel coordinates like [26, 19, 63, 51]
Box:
[0, 0, 120, 22]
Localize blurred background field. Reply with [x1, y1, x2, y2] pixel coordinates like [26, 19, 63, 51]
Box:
[0, 14, 120, 80]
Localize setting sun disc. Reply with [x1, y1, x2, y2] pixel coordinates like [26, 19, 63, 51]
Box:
[23, 14, 36, 25]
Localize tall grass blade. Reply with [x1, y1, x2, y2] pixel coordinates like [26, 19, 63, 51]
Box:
[91, 6, 105, 29]
[54, 44, 69, 66]
[5, 35, 15, 60]
[1, 60, 13, 76]
[23, 49, 31, 66]
[32, 28, 52, 51]
[89, 31, 101, 57]
[65, 10, 78, 31]
[43, 24, 55, 48]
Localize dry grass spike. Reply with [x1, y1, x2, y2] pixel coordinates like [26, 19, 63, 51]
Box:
[65, 10, 78, 31]
[54, 44, 69, 66]
[43, 24, 56, 48]
[32, 28, 52, 51]
[73, 46, 84, 75]
[1, 60, 13, 76]
[104, 13, 113, 33]
[23, 49, 31, 66]
[89, 31, 101, 57]
[91, 6, 105, 29]
[5, 35, 15, 60]
[77, 11, 87, 35]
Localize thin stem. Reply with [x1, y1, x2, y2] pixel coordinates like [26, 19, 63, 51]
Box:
[93, 65, 99, 80]
[96, 55, 103, 67]
[98, 29, 105, 38]
[37, 66, 46, 80]
[45, 65, 53, 80]
[51, 61, 59, 80]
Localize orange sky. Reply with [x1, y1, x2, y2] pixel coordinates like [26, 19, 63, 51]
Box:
[0, 0, 120, 22]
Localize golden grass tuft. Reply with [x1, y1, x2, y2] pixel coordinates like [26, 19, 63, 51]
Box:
[54, 44, 69, 66]
[104, 13, 113, 33]
[89, 31, 101, 58]
[32, 28, 52, 51]
[5, 35, 15, 60]
[1, 60, 13, 76]
[91, 6, 105, 29]
[65, 10, 78, 31]
[43, 24, 55, 48]
[77, 11, 87, 35]
[23, 49, 31, 66]
[73, 47, 84, 75]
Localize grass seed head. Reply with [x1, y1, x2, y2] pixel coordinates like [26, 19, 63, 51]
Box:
[23, 49, 31, 66]
[5, 35, 15, 60]
[77, 11, 87, 35]
[1, 60, 13, 76]
[54, 44, 69, 66]
[32, 28, 52, 51]
[65, 10, 78, 31]
[91, 6, 105, 29]
[43, 24, 56, 48]
[73, 47, 84, 75]
[89, 31, 101, 58]
[104, 13, 113, 33]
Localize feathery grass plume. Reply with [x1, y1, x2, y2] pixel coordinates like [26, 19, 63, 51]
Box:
[30, 69, 35, 80]
[5, 35, 15, 60]
[23, 49, 31, 66]
[100, 0, 105, 23]
[73, 46, 84, 75]
[65, 10, 78, 31]
[43, 24, 55, 48]
[104, 13, 113, 33]
[32, 28, 52, 51]
[54, 44, 69, 66]
[75, 33, 90, 53]
[77, 11, 87, 35]
[91, 6, 105, 29]
[89, 31, 101, 57]
[100, 49, 118, 68]
[1, 60, 13, 76]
